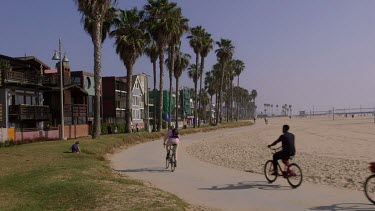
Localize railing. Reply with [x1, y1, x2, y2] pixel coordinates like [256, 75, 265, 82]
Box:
[115, 91, 126, 99]
[42, 74, 59, 86]
[9, 104, 49, 120]
[149, 112, 154, 119]
[64, 104, 87, 117]
[5, 71, 41, 85]
[148, 98, 154, 105]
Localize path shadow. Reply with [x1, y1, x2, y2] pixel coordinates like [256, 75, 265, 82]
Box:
[115, 167, 170, 173]
[310, 203, 374, 211]
[199, 181, 292, 191]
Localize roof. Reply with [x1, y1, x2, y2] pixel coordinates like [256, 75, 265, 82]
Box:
[15, 56, 50, 70]
[71, 70, 95, 77]
[44, 83, 88, 95]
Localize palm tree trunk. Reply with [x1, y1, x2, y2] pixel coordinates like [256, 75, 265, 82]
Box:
[230, 81, 233, 122]
[194, 53, 199, 128]
[215, 92, 218, 125]
[198, 56, 205, 127]
[93, 21, 102, 138]
[157, 46, 164, 132]
[152, 61, 157, 132]
[168, 45, 174, 128]
[175, 78, 179, 128]
[236, 76, 239, 121]
[218, 63, 226, 124]
[125, 64, 133, 133]
[181, 89, 184, 126]
[210, 94, 213, 125]
[215, 90, 219, 125]
[225, 95, 230, 122]
[194, 77, 197, 127]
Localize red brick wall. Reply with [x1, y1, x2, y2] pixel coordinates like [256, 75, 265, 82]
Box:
[64, 124, 90, 139]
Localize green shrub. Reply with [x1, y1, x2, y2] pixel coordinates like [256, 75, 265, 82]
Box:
[102, 123, 127, 134]
[162, 120, 167, 129]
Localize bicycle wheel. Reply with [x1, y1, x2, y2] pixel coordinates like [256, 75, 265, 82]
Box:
[171, 154, 176, 172]
[364, 174, 375, 204]
[264, 160, 277, 183]
[165, 154, 170, 169]
[287, 163, 303, 188]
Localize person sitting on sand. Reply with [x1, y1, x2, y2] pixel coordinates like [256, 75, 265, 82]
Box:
[163, 125, 180, 167]
[267, 125, 295, 175]
[71, 141, 81, 153]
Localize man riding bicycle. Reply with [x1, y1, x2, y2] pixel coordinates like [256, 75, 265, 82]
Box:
[268, 125, 295, 175]
[164, 125, 180, 166]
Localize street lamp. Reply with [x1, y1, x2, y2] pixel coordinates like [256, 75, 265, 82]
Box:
[52, 38, 68, 140]
[142, 72, 151, 132]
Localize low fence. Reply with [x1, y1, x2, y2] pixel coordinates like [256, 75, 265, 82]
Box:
[9, 124, 90, 141]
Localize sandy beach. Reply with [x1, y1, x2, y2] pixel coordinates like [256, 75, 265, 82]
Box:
[186, 116, 375, 191]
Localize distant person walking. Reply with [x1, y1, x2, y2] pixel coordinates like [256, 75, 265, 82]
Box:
[107, 125, 112, 134]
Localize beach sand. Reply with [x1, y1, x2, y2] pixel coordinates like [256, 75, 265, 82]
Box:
[187, 116, 375, 191]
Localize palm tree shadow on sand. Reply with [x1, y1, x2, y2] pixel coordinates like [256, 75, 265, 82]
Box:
[309, 203, 374, 211]
[114, 168, 170, 173]
[199, 181, 292, 191]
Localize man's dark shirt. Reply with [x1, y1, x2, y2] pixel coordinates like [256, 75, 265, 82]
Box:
[275, 132, 295, 156]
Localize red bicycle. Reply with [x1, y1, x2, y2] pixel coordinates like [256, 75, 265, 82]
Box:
[364, 162, 375, 204]
[264, 147, 303, 188]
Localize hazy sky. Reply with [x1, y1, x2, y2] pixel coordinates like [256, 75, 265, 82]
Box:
[1, 0, 375, 113]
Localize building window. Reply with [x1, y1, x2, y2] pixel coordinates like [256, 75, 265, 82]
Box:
[86, 77, 91, 89]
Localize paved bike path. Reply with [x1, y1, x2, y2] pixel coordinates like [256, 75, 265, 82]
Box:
[110, 126, 373, 211]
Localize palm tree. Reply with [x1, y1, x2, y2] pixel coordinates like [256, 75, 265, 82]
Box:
[166, 11, 189, 128]
[198, 31, 213, 127]
[215, 38, 235, 124]
[289, 105, 292, 117]
[211, 63, 222, 124]
[144, 41, 159, 132]
[231, 59, 245, 121]
[200, 89, 210, 124]
[187, 26, 205, 128]
[204, 71, 216, 124]
[145, 0, 180, 131]
[74, 0, 117, 138]
[82, 7, 117, 43]
[188, 63, 199, 121]
[173, 51, 191, 128]
[250, 89, 258, 114]
[276, 104, 279, 116]
[110, 8, 149, 133]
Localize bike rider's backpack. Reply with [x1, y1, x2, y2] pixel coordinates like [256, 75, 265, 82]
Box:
[172, 128, 179, 138]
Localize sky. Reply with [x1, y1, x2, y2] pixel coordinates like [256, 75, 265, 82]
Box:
[1, 0, 375, 114]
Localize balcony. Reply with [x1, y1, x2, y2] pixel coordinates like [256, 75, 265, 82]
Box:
[115, 91, 126, 99]
[148, 98, 154, 106]
[149, 112, 154, 119]
[5, 71, 41, 85]
[42, 74, 59, 86]
[9, 104, 49, 120]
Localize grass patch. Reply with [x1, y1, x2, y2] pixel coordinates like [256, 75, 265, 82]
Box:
[0, 121, 250, 210]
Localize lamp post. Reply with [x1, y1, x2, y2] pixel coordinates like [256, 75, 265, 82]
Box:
[52, 38, 68, 140]
[142, 72, 151, 132]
